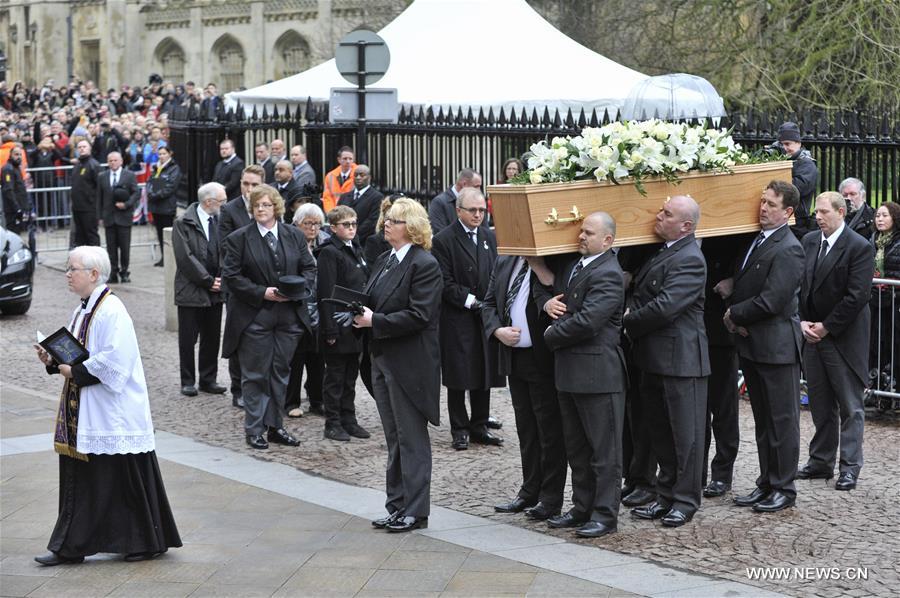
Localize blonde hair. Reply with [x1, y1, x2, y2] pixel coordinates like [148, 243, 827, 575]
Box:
[387, 197, 432, 250]
[376, 196, 398, 233]
[249, 184, 285, 220]
[816, 191, 846, 213]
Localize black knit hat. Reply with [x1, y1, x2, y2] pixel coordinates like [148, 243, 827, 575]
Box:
[777, 122, 802, 143]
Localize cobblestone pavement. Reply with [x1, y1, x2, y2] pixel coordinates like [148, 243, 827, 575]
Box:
[3, 249, 898, 597]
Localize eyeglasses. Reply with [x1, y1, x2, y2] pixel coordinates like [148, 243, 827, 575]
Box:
[458, 207, 487, 215]
[335, 221, 358, 228]
[300, 220, 322, 228]
[65, 266, 91, 274]
[255, 202, 274, 209]
[383, 218, 406, 226]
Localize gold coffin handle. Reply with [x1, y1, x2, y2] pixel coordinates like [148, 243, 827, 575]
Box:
[545, 205, 584, 226]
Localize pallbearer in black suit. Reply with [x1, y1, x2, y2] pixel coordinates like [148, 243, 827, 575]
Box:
[222, 185, 316, 450]
[534, 212, 627, 538]
[724, 181, 805, 512]
[97, 152, 140, 283]
[625, 196, 710, 528]
[798, 192, 874, 491]
[172, 182, 228, 398]
[483, 255, 567, 520]
[318, 205, 371, 442]
[353, 198, 443, 533]
[432, 188, 504, 450]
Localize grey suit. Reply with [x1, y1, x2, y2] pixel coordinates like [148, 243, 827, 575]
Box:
[624, 234, 710, 515]
[535, 252, 627, 527]
[799, 226, 873, 477]
[729, 224, 805, 497]
[293, 161, 316, 194]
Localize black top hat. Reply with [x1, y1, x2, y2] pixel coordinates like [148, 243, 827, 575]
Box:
[277, 275, 312, 301]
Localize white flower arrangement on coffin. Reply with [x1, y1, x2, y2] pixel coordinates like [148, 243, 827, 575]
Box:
[521, 119, 751, 195]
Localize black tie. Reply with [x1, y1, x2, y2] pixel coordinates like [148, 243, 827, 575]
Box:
[354, 190, 360, 202]
[265, 231, 278, 254]
[818, 239, 829, 261]
[503, 259, 529, 326]
[467, 231, 476, 246]
[375, 253, 399, 286]
[742, 232, 766, 269]
[568, 260, 584, 286]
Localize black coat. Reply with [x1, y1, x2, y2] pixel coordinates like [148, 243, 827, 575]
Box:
[219, 196, 253, 252]
[172, 203, 224, 308]
[427, 188, 456, 235]
[92, 130, 125, 162]
[212, 156, 245, 200]
[364, 231, 390, 265]
[871, 231, 900, 281]
[431, 222, 503, 390]
[316, 234, 370, 353]
[1, 163, 29, 215]
[790, 149, 818, 226]
[260, 158, 276, 184]
[145, 160, 182, 216]
[338, 186, 384, 244]
[98, 168, 140, 227]
[274, 179, 303, 212]
[702, 235, 745, 347]
[71, 156, 101, 213]
[221, 222, 316, 358]
[27, 147, 65, 188]
[847, 203, 875, 240]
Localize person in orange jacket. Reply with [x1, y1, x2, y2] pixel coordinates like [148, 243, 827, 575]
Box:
[0, 134, 29, 176]
[321, 146, 356, 213]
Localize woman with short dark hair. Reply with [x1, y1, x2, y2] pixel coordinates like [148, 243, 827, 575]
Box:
[869, 201, 900, 393]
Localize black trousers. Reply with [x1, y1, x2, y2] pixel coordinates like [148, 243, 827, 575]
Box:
[177, 304, 223, 388]
[72, 210, 100, 246]
[105, 225, 132, 275]
[622, 350, 657, 493]
[557, 390, 625, 527]
[703, 345, 740, 486]
[153, 213, 175, 261]
[447, 388, 490, 435]
[323, 352, 361, 428]
[641, 372, 708, 515]
[508, 348, 567, 510]
[286, 344, 324, 411]
[229, 354, 242, 398]
[741, 357, 800, 498]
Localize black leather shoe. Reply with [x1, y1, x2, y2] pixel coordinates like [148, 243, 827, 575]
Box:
[575, 521, 617, 538]
[268, 427, 300, 446]
[344, 423, 371, 439]
[471, 430, 503, 446]
[180, 385, 198, 397]
[631, 501, 669, 520]
[622, 488, 656, 507]
[703, 481, 731, 498]
[232, 396, 245, 409]
[324, 425, 351, 441]
[733, 487, 770, 507]
[246, 434, 268, 449]
[123, 551, 162, 562]
[661, 509, 692, 527]
[452, 433, 469, 450]
[153, 259, 164, 267]
[307, 404, 325, 416]
[34, 552, 84, 566]
[796, 464, 834, 480]
[371, 511, 401, 529]
[753, 491, 795, 512]
[835, 472, 857, 491]
[486, 416, 503, 429]
[494, 497, 536, 513]
[385, 516, 428, 532]
[108, 274, 119, 284]
[119, 273, 131, 283]
[524, 502, 560, 521]
[547, 511, 588, 528]
[199, 383, 227, 394]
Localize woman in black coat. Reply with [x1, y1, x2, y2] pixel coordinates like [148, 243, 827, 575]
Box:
[869, 201, 900, 391]
[145, 146, 182, 267]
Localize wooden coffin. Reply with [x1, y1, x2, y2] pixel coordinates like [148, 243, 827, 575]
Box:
[487, 162, 794, 255]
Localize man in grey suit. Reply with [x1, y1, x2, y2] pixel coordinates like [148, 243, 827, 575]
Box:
[625, 195, 710, 528]
[427, 168, 483, 234]
[723, 181, 806, 512]
[290, 145, 316, 194]
[97, 152, 140, 283]
[798, 191, 874, 491]
[535, 212, 627, 538]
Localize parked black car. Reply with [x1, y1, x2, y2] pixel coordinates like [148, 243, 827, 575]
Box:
[0, 218, 34, 315]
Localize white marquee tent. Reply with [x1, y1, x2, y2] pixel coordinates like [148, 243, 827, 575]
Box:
[225, 0, 647, 117]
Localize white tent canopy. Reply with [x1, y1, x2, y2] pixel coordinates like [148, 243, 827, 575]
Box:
[226, 0, 647, 118]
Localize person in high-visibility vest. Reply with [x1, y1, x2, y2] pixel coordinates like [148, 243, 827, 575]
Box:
[321, 146, 356, 213]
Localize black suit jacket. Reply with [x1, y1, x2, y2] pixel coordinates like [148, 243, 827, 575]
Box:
[339, 187, 384, 244]
[534, 252, 627, 393]
[98, 168, 140, 227]
[702, 235, 744, 347]
[482, 256, 554, 377]
[317, 235, 370, 353]
[260, 158, 276, 184]
[729, 225, 805, 364]
[364, 245, 443, 425]
[219, 196, 252, 255]
[274, 179, 303, 210]
[799, 227, 874, 383]
[427, 188, 489, 235]
[213, 156, 245, 200]
[624, 234, 710, 378]
[221, 222, 316, 358]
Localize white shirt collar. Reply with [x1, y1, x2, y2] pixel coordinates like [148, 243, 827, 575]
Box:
[109, 168, 121, 176]
[257, 221, 277, 238]
[392, 243, 413, 263]
[355, 185, 370, 196]
[458, 219, 477, 236]
[760, 222, 789, 239]
[224, 155, 236, 164]
[196, 204, 212, 227]
[450, 186, 461, 199]
[822, 223, 845, 249]
[580, 251, 605, 267]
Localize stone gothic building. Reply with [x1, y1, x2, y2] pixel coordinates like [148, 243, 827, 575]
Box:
[0, 0, 406, 92]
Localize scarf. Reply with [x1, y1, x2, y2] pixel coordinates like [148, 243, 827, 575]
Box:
[874, 231, 893, 277]
[53, 287, 112, 461]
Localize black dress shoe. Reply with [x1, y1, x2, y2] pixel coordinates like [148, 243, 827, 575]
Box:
[344, 422, 371, 439]
[631, 501, 670, 520]
[753, 490, 795, 512]
[703, 481, 731, 498]
[622, 488, 656, 507]
[575, 521, 617, 538]
[486, 416, 503, 430]
[246, 434, 268, 450]
[123, 551, 162, 562]
[324, 425, 351, 441]
[371, 511, 401, 529]
[385, 516, 428, 532]
[120, 273, 131, 283]
[661, 509, 692, 527]
[451, 433, 469, 450]
[307, 404, 325, 416]
[232, 396, 245, 409]
[733, 487, 770, 507]
[180, 385, 198, 397]
[835, 472, 857, 491]
[268, 427, 300, 446]
[108, 274, 119, 284]
[547, 511, 589, 529]
[796, 464, 834, 480]
[494, 497, 536, 513]
[199, 383, 227, 394]
[471, 430, 503, 446]
[524, 502, 560, 521]
[34, 552, 84, 566]
[153, 259, 164, 267]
